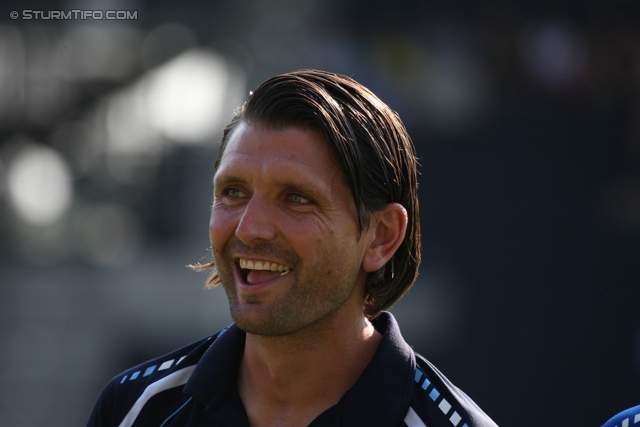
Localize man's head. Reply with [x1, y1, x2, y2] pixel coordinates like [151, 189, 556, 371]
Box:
[197, 70, 420, 321]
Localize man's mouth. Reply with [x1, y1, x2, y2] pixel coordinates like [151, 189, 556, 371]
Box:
[238, 258, 292, 285]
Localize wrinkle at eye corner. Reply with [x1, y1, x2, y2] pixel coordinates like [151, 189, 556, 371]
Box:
[312, 212, 335, 234]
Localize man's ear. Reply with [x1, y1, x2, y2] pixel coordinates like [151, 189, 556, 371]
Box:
[361, 203, 408, 273]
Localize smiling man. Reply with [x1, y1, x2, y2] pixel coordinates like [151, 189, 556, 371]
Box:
[87, 71, 498, 427]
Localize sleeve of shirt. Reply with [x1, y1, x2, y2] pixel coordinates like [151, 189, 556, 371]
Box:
[406, 353, 499, 427]
[85, 334, 218, 427]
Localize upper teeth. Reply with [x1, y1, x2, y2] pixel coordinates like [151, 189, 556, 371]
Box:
[240, 259, 290, 273]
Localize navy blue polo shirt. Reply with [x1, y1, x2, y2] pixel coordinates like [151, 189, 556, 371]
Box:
[86, 312, 497, 427]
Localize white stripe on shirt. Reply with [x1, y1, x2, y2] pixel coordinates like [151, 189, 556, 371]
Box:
[118, 365, 196, 427]
[404, 406, 428, 427]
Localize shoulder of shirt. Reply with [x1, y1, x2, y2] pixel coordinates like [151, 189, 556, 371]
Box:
[94, 327, 229, 418]
[407, 350, 499, 427]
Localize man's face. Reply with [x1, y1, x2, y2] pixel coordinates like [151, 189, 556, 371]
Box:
[210, 123, 370, 336]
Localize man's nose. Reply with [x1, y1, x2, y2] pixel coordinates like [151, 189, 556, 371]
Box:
[235, 194, 277, 243]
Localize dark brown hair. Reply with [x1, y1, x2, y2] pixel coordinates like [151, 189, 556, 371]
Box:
[192, 70, 420, 319]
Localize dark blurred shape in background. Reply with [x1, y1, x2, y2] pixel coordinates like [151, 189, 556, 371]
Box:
[0, 0, 639, 426]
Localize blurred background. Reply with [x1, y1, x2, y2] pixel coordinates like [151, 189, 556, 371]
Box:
[0, 0, 639, 425]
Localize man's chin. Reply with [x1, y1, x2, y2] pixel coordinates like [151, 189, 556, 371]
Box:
[230, 306, 307, 337]
[232, 303, 348, 342]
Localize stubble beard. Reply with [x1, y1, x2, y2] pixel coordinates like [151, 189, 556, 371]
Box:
[214, 238, 360, 337]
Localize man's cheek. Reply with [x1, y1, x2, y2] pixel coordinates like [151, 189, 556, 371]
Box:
[209, 212, 235, 247]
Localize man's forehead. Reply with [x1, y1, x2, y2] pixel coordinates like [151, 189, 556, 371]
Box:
[213, 123, 353, 199]
[216, 122, 338, 171]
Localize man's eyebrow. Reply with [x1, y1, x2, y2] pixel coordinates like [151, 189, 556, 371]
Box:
[214, 172, 332, 201]
[213, 174, 245, 187]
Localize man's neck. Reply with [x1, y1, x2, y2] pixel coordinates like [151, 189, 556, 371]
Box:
[237, 309, 382, 427]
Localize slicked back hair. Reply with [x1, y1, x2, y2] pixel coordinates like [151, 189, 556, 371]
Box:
[194, 70, 421, 319]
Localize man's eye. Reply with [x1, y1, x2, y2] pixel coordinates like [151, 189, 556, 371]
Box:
[225, 188, 245, 198]
[288, 193, 310, 204]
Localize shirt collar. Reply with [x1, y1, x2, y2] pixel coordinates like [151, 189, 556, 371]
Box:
[183, 323, 245, 404]
[340, 311, 416, 425]
[184, 312, 415, 425]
